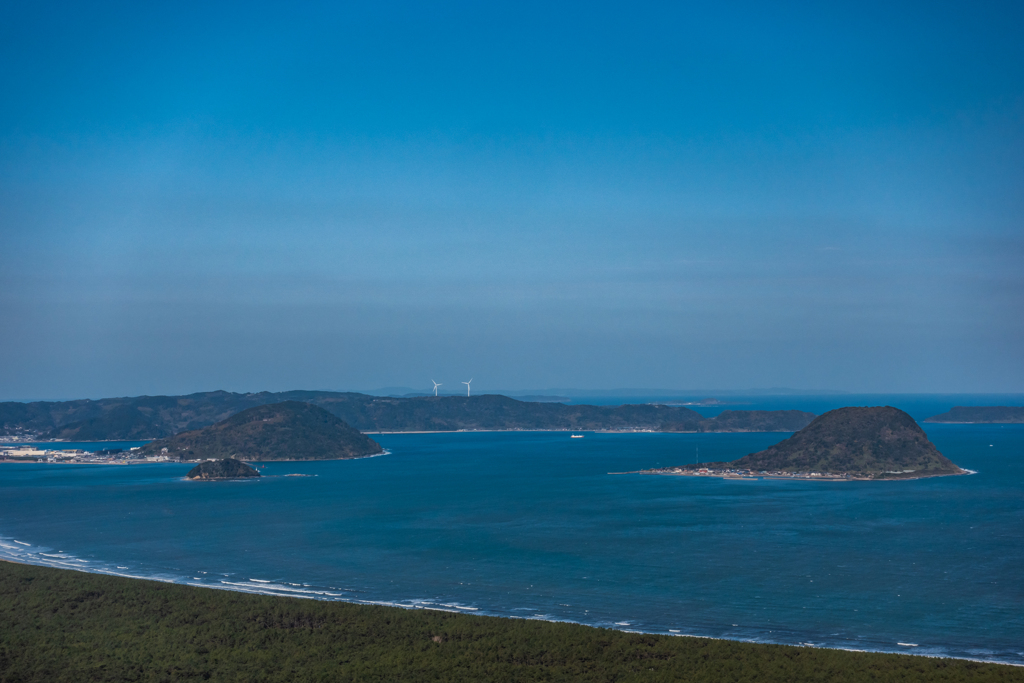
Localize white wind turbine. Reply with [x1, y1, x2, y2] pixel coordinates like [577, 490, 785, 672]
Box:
[432, 380, 442, 396]
[462, 378, 473, 397]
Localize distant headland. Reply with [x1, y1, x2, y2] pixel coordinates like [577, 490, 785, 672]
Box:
[661, 410, 815, 433]
[0, 391, 816, 441]
[643, 406, 967, 480]
[138, 402, 384, 462]
[924, 406, 1024, 424]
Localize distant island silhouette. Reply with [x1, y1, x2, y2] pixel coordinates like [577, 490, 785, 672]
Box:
[661, 410, 816, 433]
[924, 406, 1024, 424]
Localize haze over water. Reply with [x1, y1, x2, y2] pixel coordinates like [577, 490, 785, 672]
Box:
[1, 411, 1021, 664]
[3, 2, 1022, 676]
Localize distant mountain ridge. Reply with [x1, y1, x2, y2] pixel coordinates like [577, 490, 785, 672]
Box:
[0, 391, 705, 439]
[1, 390, 816, 441]
[924, 406, 1024, 423]
[661, 410, 816, 433]
[140, 402, 383, 461]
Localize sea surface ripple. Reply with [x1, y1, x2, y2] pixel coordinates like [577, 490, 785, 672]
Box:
[1, 424, 1022, 665]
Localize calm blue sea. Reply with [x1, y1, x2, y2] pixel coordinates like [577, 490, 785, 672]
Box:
[1, 405, 1022, 664]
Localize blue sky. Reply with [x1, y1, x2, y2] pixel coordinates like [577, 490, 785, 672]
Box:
[1, 1, 1022, 398]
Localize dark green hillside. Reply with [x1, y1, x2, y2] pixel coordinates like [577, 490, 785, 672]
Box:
[327, 394, 704, 432]
[661, 410, 816, 433]
[730, 406, 964, 478]
[45, 404, 162, 440]
[1, 562, 1019, 683]
[706, 409, 816, 432]
[925, 406, 1024, 423]
[138, 402, 383, 461]
[10, 390, 297, 441]
[2, 391, 823, 440]
[2, 390, 708, 440]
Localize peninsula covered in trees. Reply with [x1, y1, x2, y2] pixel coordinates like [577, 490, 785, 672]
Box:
[645, 407, 966, 480]
[924, 406, 1024, 423]
[0, 391, 816, 441]
[138, 402, 383, 461]
[660, 409, 816, 432]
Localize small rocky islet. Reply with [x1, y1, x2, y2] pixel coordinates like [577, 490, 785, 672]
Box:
[185, 458, 260, 480]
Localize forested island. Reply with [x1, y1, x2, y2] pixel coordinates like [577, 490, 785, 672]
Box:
[925, 406, 1024, 423]
[0, 390, 815, 441]
[139, 402, 383, 461]
[645, 407, 966, 480]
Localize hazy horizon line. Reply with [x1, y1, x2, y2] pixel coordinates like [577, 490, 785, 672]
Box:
[3, 388, 1024, 403]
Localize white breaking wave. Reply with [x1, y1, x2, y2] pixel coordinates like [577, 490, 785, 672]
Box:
[0, 530, 1019, 668]
[221, 580, 346, 597]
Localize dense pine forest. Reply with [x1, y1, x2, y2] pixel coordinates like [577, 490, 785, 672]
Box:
[0, 562, 1019, 682]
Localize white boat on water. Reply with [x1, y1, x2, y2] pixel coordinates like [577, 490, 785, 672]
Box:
[571, 434, 584, 438]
